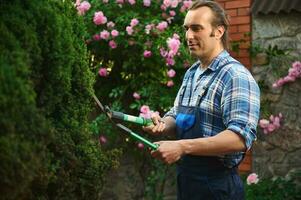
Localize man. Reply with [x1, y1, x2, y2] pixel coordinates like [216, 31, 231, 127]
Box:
[143, 1, 260, 199]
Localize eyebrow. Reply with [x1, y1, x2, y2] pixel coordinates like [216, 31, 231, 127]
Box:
[182, 24, 204, 29]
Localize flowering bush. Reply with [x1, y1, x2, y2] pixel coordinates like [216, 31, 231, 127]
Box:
[77, 0, 193, 119]
[273, 61, 301, 88]
[259, 113, 283, 134]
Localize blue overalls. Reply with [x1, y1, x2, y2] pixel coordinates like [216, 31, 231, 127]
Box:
[175, 61, 245, 200]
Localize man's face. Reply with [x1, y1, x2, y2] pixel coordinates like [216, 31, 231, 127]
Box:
[183, 6, 219, 60]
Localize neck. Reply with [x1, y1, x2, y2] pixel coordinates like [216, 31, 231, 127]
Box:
[200, 46, 224, 69]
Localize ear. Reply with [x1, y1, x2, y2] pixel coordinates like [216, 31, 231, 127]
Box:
[214, 25, 225, 39]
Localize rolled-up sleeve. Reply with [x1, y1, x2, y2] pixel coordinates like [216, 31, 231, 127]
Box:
[221, 71, 260, 150]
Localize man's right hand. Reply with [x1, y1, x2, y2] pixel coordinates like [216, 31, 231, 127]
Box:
[142, 113, 166, 135]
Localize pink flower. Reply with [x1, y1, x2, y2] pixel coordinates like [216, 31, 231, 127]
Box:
[116, 0, 124, 4]
[107, 21, 115, 28]
[183, 0, 193, 9]
[133, 92, 141, 100]
[143, 0, 151, 7]
[93, 11, 107, 25]
[145, 24, 154, 34]
[103, 0, 109, 3]
[167, 80, 174, 87]
[93, 34, 101, 41]
[100, 30, 110, 40]
[75, 0, 81, 6]
[246, 173, 259, 185]
[137, 142, 144, 149]
[76, 1, 91, 15]
[167, 37, 181, 56]
[111, 30, 119, 37]
[163, 0, 171, 7]
[109, 40, 117, 49]
[169, 10, 176, 16]
[128, 0, 136, 5]
[126, 26, 134, 35]
[171, 0, 179, 8]
[160, 4, 167, 11]
[140, 105, 150, 113]
[130, 18, 139, 27]
[156, 21, 168, 31]
[99, 135, 107, 144]
[259, 119, 269, 128]
[143, 50, 152, 58]
[259, 113, 283, 134]
[99, 68, 107, 77]
[166, 57, 175, 66]
[167, 69, 176, 78]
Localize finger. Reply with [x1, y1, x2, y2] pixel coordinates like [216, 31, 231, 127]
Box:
[151, 113, 160, 125]
[158, 122, 166, 132]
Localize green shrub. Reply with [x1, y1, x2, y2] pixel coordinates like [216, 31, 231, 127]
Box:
[0, 0, 120, 199]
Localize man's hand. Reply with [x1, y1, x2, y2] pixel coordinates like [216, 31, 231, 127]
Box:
[151, 140, 184, 164]
[142, 113, 166, 136]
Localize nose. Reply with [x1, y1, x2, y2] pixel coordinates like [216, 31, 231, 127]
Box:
[185, 29, 194, 41]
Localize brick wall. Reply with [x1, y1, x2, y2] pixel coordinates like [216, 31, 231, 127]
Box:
[216, 0, 252, 173]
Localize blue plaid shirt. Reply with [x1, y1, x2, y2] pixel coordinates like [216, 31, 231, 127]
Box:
[165, 50, 260, 168]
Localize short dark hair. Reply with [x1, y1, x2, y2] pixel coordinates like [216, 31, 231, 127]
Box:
[189, 0, 230, 50]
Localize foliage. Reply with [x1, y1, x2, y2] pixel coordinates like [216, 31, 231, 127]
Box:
[0, 0, 120, 199]
[244, 171, 301, 200]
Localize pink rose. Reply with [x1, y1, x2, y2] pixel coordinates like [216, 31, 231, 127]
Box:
[259, 119, 269, 128]
[143, 50, 152, 58]
[133, 92, 141, 100]
[109, 40, 117, 49]
[140, 105, 150, 114]
[107, 21, 115, 28]
[137, 142, 144, 149]
[167, 69, 176, 78]
[246, 173, 259, 185]
[143, 0, 151, 7]
[116, 0, 124, 4]
[130, 18, 139, 27]
[167, 80, 174, 87]
[99, 135, 107, 144]
[126, 26, 134, 35]
[100, 30, 110, 40]
[111, 30, 119, 37]
[169, 10, 176, 16]
[128, 0, 136, 5]
[156, 21, 168, 31]
[93, 11, 107, 25]
[171, 0, 178, 8]
[93, 34, 101, 41]
[98, 68, 107, 77]
[76, 1, 91, 15]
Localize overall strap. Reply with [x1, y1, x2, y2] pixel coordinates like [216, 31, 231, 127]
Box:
[195, 61, 241, 106]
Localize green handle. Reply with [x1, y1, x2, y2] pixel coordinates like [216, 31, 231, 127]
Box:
[111, 111, 153, 126]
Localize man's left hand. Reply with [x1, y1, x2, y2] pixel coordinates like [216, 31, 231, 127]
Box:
[151, 141, 184, 164]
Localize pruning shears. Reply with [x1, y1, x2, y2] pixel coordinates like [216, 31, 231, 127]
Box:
[92, 94, 158, 150]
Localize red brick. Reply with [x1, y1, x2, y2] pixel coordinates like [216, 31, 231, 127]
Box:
[230, 16, 250, 25]
[227, 9, 238, 17]
[239, 41, 250, 49]
[230, 32, 250, 41]
[225, 0, 251, 9]
[238, 49, 250, 57]
[238, 7, 250, 16]
[238, 24, 251, 32]
[229, 25, 238, 33]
